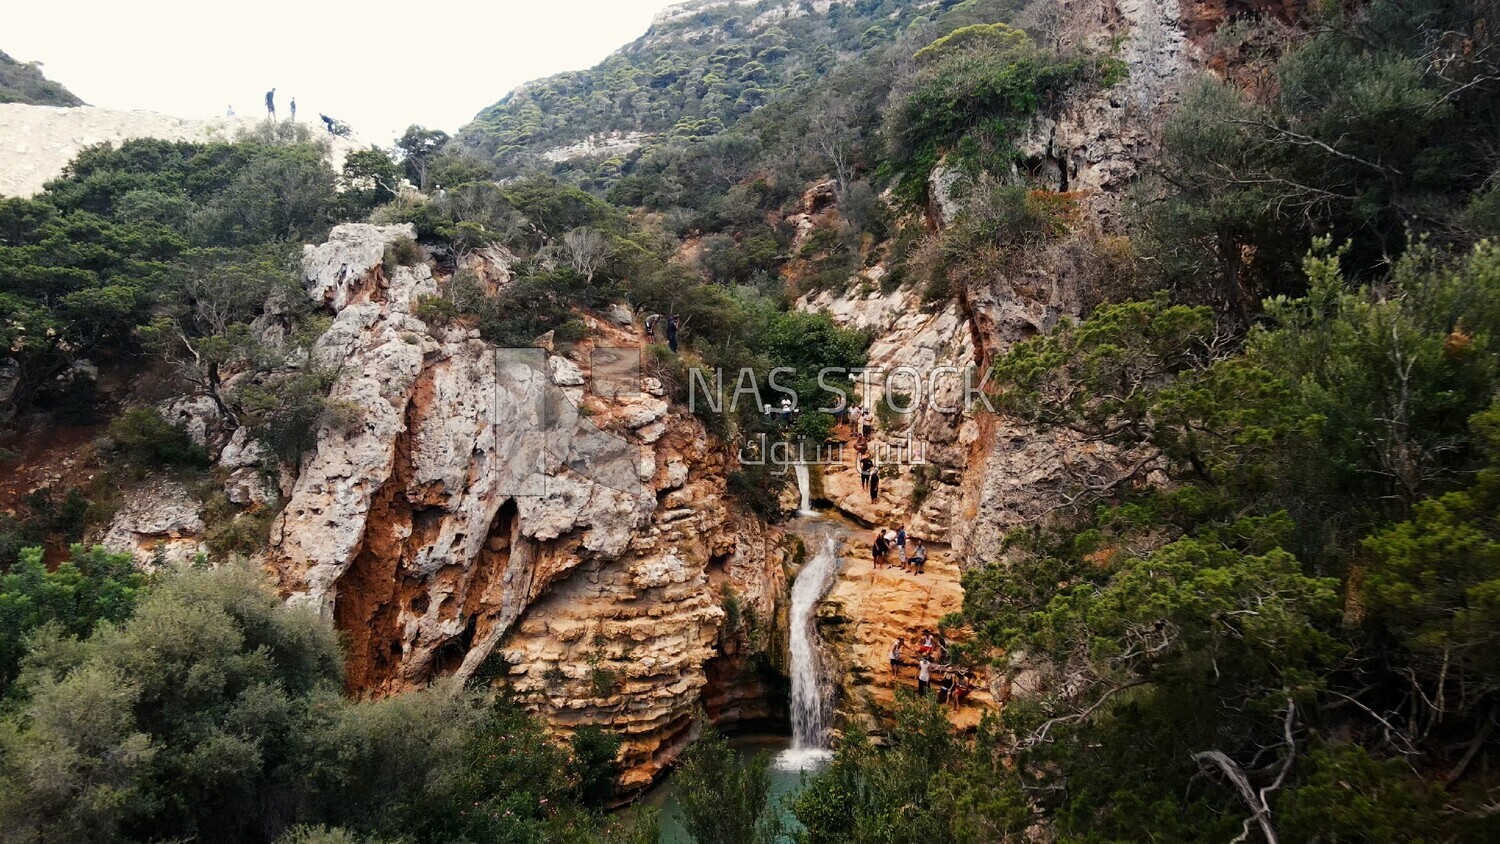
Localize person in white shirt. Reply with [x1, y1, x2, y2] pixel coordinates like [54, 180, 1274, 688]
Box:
[917, 657, 932, 695]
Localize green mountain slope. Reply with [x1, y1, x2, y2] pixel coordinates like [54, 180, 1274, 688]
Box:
[458, 0, 964, 175]
[0, 49, 83, 106]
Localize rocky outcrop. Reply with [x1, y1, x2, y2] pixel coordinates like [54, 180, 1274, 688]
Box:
[501, 509, 788, 790]
[810, 520, 995, 733]
[102, 479, 206, 568]
[541, 131, 648, 164]
[0, 103, 363, 198]
[949, 0, 1201, 561]
[802, 0, 1203, 564]
[257, 223, 785, 792]
[798, 280, 979, 541]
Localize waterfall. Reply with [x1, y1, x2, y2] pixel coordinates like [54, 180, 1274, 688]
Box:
[782, 532, 840, 768]
[793, 461, 813, 515]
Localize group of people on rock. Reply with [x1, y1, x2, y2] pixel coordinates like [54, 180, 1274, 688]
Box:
[846, 404, 875, 442]
[870, 524, 927, 574]
[888, 630, 974, 709]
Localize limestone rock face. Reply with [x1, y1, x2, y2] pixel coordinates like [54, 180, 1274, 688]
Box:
[261, 223, 785, 792]
[1014, 0, 1191, 209]
[948, 0, 1200, 562]
[794, 0, 1202, 567]
[797, 283, 978, 541]
[102, 479, 206, 568]
[816, 528, 993, 733]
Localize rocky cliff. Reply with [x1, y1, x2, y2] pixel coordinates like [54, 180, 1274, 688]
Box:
[792, 0, 1212, 717]
[797, 0, 1203, 560]
[99, 223, 788, 792]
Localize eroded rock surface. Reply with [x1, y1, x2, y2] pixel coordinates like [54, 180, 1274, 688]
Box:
[261, 223, 785, 791]
[102, 478, 206, 568]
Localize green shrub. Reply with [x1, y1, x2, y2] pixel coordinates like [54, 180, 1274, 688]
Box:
[589, 665, 620, 698]
[201, 487, 283, 560]
[237, 369, 357, 467]
[106, 407, 209, 468]
[383, 236, 425, 273]
[567, 725, 623, 809]
[0, 487, 92, 567]
[884, 24, 1088, 205]
[0, 543, 144, 696]
[414, 295, 461, 326]
[675, 725, 782, 844]
[729, 465, 788, 521]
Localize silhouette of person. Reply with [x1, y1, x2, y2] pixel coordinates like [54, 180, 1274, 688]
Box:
[320, 114, 336, 134]
[289, 97, 297, 122]
[265, 88, 276, 120]
[666, 315, 680, 352]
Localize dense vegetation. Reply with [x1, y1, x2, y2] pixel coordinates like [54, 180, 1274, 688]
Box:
[768, 0, 1500, 841]
[5, 0, 1500, 837]
[0, 561, 654, 843]
[0, 50, 81, 106]
[458, 0, 963, 176]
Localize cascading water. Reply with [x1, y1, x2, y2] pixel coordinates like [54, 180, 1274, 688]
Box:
[779, 530, 840, 769]
[792, 462, 813, 515]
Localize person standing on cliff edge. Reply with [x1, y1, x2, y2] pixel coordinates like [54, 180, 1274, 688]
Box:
[289, 97, 297, 122]
[265, 88, 276, 120]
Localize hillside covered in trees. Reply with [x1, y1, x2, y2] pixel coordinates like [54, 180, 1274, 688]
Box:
[3, 0, 1500, 840]
[458, 0, 964, 179]
[0, 49, 81, 106]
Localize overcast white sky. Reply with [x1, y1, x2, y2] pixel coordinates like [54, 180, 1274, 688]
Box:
[7, 0, 682, 144]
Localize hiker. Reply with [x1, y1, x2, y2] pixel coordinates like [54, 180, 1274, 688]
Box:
[289, 97, 297, 121]
[858, 455, 874, 492]
[869, 469, 880, 503]
[917, 657, 933, 695]
[950, 672, 973, 710]
[872, 529, 889, 569]
[265, 88, 276, 119]
[780, 397, 793, 425]
[936, 669, 957, 704]
[862, 406, 874, 439]
[917, 630, 937, 657]
[666, 315, 679, 352]
[320, 113, 336, 134]
[910, 540, 927, 574]
[895, 525, 908, 565]
[644, 313, 658, 339]
[889, 637, 904, 677]
[226, 105, 236, 117]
